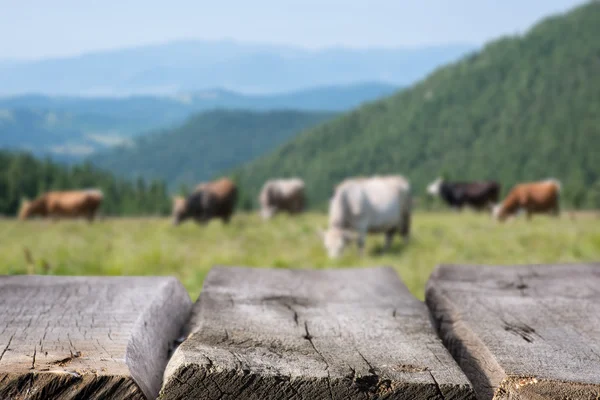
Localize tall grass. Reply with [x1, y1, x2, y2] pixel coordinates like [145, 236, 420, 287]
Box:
[1, 211, 598, 300]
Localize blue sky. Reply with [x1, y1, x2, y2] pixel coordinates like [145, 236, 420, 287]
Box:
[0, 0, 585, 60]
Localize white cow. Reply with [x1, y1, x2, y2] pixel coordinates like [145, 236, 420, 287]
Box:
[319, 175, 411, 258]
[259, 178, 306, 220]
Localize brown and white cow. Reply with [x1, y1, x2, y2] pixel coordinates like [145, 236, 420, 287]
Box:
[18, 189, 104, 222]
[172, 178, 238, 226]
[492, 179, 561, 222]
[259, 178, 305, 220]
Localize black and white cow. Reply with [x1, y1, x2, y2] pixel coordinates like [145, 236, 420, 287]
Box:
[426, 178, 500, 211]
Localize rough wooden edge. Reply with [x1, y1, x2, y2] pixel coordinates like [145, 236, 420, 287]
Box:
[494, 375, 600, 399]
[160, 363, 467, 400]
[126, 276, 193, 399]
[425, 268, 505, 400]
[0, 371, 145, 400]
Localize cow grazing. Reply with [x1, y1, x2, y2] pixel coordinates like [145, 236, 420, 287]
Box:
[493, 179, 561, 222]
[319, 175, 412, 259]
[18, 189, 104, 222]
[426, 178, 500, 211]
[172, 178, 237, 226]
[259, 178, 306, 220]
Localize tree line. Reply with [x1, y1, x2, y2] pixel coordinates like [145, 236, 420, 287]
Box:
[0, 151, 171, 216]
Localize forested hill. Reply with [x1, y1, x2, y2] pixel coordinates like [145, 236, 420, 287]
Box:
[233, 2, 600, 209]
[90, 110, 334, 188]
[0, 151, 171, 216]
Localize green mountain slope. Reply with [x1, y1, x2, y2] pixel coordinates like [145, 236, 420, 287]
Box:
[90, 110, 334, 188]
[234, 2, 600, 209]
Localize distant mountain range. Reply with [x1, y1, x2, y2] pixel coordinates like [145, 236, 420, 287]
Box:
[0, 40, 474, 96]
[0, 82, 395, 159]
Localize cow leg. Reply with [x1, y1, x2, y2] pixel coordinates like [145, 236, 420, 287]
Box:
[400, 211, 411, 241]
[357, 235, 365, 257]
[384, 229, 395, 251]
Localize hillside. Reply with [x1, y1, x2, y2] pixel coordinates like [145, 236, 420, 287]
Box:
[0, 41, 472, 96]
[0, 83, 394, 159]
[90, 110, 334, 188]
[234, 2, 600, 209]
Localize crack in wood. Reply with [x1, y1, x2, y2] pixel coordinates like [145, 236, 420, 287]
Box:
[501, 319, 541, 343]
[303, 321, 334, 400]
[0, 334, 14, 362]
[31, 346, 37, 370]
[51, 351, 83, 367]
[428, 371, 447, 400]
[357, 350, 376, 375]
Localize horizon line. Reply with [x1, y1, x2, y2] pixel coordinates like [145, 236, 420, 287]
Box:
[0, 37, 480, 64]
[0, 81, 403, 100]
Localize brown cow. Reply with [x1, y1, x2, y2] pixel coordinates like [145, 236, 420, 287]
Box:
[18, 189, 104, 222]
[259, 178, 305, 220]
[493, 179, 561, 222]
[172, 178, 237, 226]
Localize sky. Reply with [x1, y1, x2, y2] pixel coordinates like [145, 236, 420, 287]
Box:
[0, 0, 587, 60]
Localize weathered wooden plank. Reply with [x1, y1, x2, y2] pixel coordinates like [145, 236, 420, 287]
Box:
[160, 266, 475, 399]
[0, 275, 192, 400]
[426, 263, 600, 400]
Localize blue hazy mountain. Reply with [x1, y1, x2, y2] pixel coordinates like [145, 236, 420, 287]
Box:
[0, 40, 474, 96]
[0, 82, 396, 159]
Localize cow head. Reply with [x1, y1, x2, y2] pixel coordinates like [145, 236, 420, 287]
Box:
[260, 206, 276, 220]
[18, 199, 32, 220]
[492, 204, 507, 222]
[318, 227, 359, 259]
[427, 178, 444, 196]
[171, 196, 187, 226]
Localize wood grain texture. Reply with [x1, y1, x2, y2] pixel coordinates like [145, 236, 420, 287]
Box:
[0, 275, 192, 400]
[426, 263, 600, 400]
[160, 266, 475, 400]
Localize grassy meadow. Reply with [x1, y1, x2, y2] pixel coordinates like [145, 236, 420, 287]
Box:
[0, 211, 599, 301]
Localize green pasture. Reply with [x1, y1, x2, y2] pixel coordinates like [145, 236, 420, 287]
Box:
[0, 211, 598, 300]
